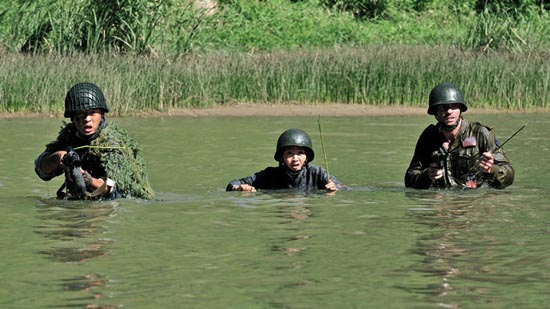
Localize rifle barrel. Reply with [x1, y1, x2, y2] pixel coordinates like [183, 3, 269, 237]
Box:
[495, 124, 527, 152]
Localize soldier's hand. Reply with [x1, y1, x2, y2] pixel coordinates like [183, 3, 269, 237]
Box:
[479, 151, 494, 174]
[428, 163, 444, 181]
[55, 150, 68, 165]
[233, 184, 256, 192]
[40, 150, 68, 174]
[325, 179, 338, 191]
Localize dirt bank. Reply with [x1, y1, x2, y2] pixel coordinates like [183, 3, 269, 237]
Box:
[0, 103, 540, 118]
[137, 103, 429, 117]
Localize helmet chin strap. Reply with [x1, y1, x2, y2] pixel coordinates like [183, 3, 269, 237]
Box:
[438, 115, 462, 132]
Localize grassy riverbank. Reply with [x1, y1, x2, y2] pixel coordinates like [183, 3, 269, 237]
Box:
[1, 46, 549, 116]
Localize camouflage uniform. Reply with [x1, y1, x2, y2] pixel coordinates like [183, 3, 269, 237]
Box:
[405, 119, 514, 189]
[35, 120, 155, 200]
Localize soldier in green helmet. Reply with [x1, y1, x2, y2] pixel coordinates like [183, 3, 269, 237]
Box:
[405, 82, 514, 189]
[226, 128, 345, 192]
[35, 82, 155, 200]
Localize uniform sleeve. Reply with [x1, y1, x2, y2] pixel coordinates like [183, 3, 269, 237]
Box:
[226, 167, 280, 191]
[226, 167, 274, 191]
[226, 174, 257, 191]
[316, 166, 347, 190]
[405, 126, 438, 189]
[405, 160, 432, 189]
[34, 129, 68, 181]
[34, 151, 63, 181]
[487, 152, 515, 188]
[329, 175, 344, 188]
[480, 128, 515, 189]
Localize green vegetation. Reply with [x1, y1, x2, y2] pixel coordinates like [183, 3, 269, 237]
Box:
[1, 47, 548, 114]
[0, 0, 549, 114]
[2, 0, 549, 54]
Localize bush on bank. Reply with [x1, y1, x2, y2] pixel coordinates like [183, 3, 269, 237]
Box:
[1, 0, 549, 54]
[0, 1, 548, 115]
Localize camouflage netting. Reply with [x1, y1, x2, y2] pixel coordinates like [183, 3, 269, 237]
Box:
[89, 124, 155, 199]
[48, 121, 155, 199]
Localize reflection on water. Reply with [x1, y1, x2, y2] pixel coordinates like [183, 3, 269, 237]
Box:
[272, 196, 313, 257]
[407, 191, 492, 306]
[34, 199, 118, 308]
[403, 189, 549, 308]
[262, 194, 319, 308]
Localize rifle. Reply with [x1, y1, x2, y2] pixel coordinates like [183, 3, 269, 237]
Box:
[430, 147, 452, 187]
[494, 124, 526, 152]
[465, 124, 526, 188]
[56, 146, 87, 199]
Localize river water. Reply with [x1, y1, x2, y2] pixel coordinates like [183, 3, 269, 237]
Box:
[1, 113, 548, 308]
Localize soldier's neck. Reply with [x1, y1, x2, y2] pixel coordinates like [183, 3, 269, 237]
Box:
[441, 118, 462, 142]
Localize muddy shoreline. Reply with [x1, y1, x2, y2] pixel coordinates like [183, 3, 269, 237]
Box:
[0, 103, 542, 118]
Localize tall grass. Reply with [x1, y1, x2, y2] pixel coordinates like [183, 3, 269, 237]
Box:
[1, 46, 548, 115]
[1, 0, 169, 54]
[464, 9, 550, 53]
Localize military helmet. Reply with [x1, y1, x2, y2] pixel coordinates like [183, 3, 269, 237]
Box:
[64, 82, 109, 118]
[427, 82, 468, 115]
[274, 128, 315, 162]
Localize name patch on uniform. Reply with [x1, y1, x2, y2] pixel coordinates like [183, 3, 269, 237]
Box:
[462, 136, 477, 147]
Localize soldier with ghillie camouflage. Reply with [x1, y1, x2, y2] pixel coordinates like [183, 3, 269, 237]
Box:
[35, 82, 155, 200]
[405, 82, 514, 189]
[226, 128, 345, 192]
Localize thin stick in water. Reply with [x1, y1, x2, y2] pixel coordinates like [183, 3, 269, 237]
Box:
[317, 115, 330, 177]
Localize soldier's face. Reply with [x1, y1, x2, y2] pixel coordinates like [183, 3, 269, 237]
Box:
[282, 147, 307, 171]
[72, 109, 102, 136]
[435, 103, 461, 127]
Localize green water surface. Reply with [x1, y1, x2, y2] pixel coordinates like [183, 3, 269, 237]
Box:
[1, 113, 548, 308]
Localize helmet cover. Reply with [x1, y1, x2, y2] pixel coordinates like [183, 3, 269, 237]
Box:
[64, 82, 109, 118]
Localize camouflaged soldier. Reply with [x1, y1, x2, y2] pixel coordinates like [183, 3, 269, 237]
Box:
[35, 82, 155, 200]
[405, 82, 514, 189]
[226, 128, 345, 192]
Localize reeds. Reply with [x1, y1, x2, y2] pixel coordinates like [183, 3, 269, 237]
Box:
[464, 9, 550, 53]
[1, 46, 548, 115]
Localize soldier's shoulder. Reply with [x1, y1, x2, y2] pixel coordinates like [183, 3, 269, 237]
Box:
[104, 122, 130, 135]
[466, 119, 492, 134]
[96, 123, 140, 150]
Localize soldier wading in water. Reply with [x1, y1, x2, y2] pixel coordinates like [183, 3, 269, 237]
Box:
[35, 82, 155, 200]
[226, 128, 345, 192]
[405, 82, 515, 189]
